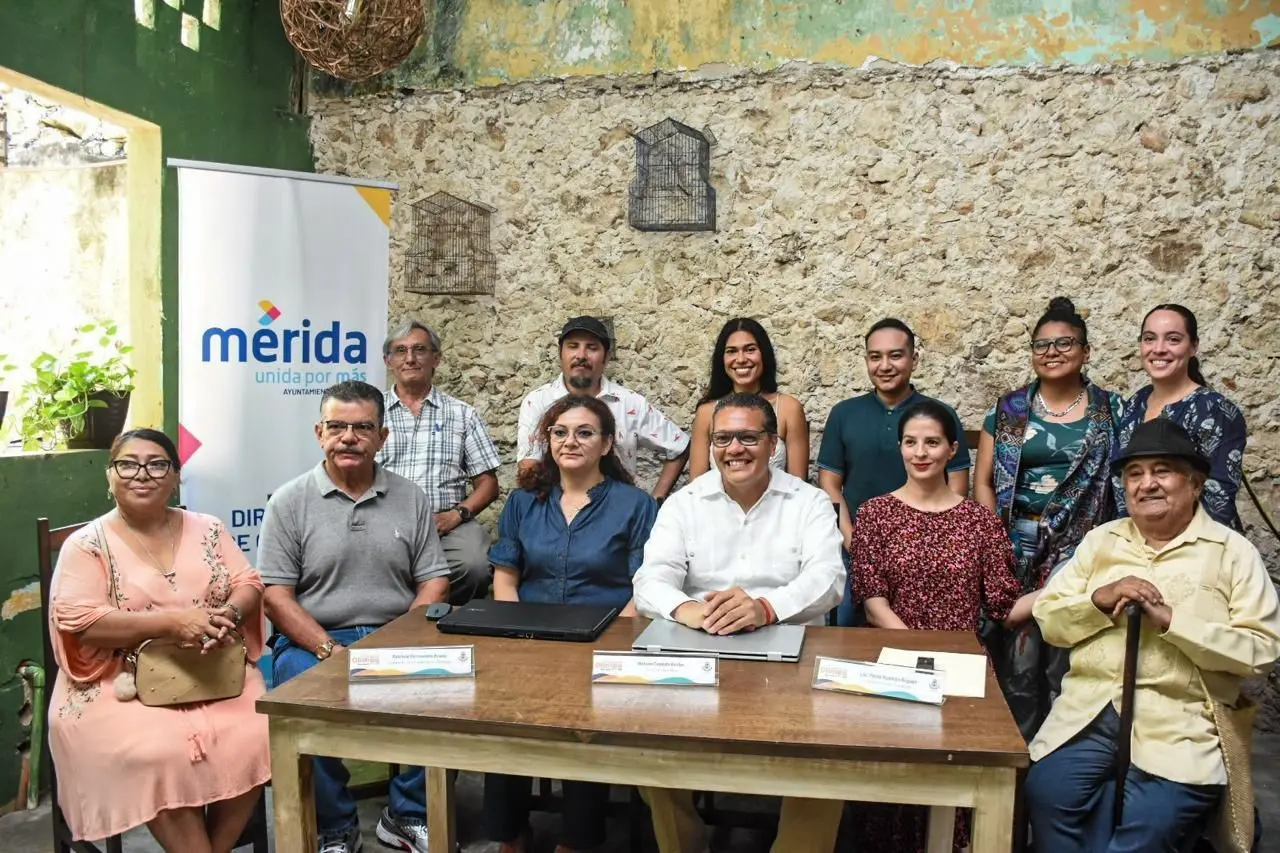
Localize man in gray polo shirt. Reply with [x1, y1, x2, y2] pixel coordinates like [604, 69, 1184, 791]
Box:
[261, 380, 449, 853]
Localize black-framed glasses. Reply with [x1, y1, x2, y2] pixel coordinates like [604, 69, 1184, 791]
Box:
[1031, 336, 1080, 355]
[109, 459, 172, 479]
[388, 344, 435, 361]
[548, 426, 602, 442]
[710, 429, 773, 448]
[321, 420, 379, 437]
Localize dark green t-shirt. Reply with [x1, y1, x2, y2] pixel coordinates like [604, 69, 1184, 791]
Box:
[818, 389, 972, 517]
[982, 408, 1089, 516]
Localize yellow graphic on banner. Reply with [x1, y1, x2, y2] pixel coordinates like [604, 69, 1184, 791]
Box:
[355, 186, 391, 228]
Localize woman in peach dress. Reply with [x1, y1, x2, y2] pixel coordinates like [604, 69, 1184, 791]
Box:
[48, 428, 270, 852]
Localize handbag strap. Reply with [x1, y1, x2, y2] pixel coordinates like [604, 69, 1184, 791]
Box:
[95, 520, 121, 609]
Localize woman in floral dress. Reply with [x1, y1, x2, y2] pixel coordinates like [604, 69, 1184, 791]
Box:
[846, 399, 1032, 852]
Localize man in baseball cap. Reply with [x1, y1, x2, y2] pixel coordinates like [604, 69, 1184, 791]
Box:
[516, 315, 689, 499]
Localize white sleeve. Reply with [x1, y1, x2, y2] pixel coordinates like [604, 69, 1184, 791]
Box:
[632, 496, 698, 619]
[633, 396, 690, 460]
[516, 390, 544, 462]
[767, 490, 846, 623]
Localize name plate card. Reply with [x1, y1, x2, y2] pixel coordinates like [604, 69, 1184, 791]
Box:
[591, 651, 718, 686]
[811, 656, 945, 705]
[348, 646, 475, 681]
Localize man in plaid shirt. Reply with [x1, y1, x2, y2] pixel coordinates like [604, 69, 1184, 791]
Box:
[376, 319, 501, 603]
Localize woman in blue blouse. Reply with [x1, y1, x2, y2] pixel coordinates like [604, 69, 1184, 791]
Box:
[483, 394, 657, 853]
[1116, 304, 1247, 530]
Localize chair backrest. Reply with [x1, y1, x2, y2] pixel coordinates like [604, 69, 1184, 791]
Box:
[37, 517, 91, 687]
[964, 429, 981, 451]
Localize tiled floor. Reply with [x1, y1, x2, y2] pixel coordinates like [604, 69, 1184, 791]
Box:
[6, 731, 1280, 851]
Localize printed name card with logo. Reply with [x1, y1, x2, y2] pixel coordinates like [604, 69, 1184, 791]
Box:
[348, 646, 475, 681]
[591, 651, 718, 686]
[811, 656, 946, 705]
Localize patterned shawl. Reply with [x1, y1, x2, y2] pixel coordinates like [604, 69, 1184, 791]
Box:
[992, 379, 1120, 589]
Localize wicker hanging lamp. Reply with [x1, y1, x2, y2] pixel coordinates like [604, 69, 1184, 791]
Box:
[281, 0, 425, 82]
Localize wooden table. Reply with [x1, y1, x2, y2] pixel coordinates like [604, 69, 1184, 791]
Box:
[258, 613, 1028, 853]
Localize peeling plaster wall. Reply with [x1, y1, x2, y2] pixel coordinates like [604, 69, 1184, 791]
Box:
[319, 0, 1280, 92]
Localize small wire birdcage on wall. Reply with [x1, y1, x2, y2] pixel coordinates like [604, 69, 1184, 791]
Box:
[628, 118, 716, 232]
[405, 191, 497, 296]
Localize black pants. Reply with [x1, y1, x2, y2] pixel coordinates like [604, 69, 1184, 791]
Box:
[483, 774, 610, 849]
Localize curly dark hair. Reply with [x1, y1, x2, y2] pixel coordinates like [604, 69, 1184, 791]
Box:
[517, 396, 634, 500]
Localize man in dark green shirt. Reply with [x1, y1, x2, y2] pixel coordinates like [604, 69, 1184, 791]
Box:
[817, 318, 972, 625]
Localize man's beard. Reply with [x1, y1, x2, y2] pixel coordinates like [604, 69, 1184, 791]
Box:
[567, 373, 594, 390]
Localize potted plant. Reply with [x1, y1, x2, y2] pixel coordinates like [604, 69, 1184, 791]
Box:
[18, 322, 136, 451]
[0, 353, 16, 434]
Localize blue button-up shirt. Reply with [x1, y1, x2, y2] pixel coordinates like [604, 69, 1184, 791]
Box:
[489, 478, 657, 609]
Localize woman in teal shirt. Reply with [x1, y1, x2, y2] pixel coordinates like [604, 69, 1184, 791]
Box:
[974, 297, 1123, 741]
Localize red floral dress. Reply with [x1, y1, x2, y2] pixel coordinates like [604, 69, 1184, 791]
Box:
[847, 494, 1020, 853]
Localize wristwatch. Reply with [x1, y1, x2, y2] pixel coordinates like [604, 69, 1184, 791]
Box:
[315, 639, 336, 660]
[453, 504, 474, 523]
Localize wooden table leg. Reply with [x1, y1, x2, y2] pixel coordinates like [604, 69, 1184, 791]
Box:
[926, 806, 957, 853]
[269, 720, 316, 853]
[426, 766, 456, 853]
[970, 768, 1018, 853]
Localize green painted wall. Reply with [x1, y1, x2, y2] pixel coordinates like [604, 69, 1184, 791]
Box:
[0, 0, 312, 810]
[319, 0, 1280, 92]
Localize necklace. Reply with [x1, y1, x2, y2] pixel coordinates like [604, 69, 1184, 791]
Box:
[561, 494, 591, 523]
[1034, 388, 1085, 418]
[119, 510, 176, 579]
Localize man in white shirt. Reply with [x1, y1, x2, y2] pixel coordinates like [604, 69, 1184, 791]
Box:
[632, 392, 845, 853]
[516, 316, 689, 500]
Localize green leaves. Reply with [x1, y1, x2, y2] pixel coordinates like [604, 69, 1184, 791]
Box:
[16, 319, 137, 451]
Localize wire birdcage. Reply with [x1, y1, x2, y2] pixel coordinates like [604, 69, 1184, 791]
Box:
[628, 119, 716, 232]
[405, 191, 497, 296]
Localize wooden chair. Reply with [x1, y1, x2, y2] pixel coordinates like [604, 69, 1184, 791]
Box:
[37, 517, 269, 853]
[1113, 603, 1260, 853]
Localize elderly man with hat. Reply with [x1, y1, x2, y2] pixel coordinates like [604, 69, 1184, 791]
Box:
[516, 316, 690, 499]
[1024, 419, 1280, 852]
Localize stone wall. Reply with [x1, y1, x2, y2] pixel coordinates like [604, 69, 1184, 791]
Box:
[313, 53, 1277, 511]
[313, 49, 1280, 713]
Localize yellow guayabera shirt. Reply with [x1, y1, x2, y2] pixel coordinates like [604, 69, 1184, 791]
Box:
[1029, 508, 1280, 786]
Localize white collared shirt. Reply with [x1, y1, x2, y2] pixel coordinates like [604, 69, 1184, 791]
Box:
[633, 468, 846, 624]
[515, 375, 689, 474]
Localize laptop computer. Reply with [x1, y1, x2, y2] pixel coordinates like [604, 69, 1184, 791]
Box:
[436, 600, 619, 642]
[631, 620, 806, 662]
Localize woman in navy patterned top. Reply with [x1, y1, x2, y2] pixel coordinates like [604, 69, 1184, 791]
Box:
[1116, 304, 1247, 530]
[483, 394, 656, 853]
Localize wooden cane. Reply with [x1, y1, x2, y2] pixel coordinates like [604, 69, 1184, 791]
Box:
[1114, 601, 1143, 829]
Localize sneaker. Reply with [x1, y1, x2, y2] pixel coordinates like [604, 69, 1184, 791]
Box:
[375, 807, 429, 853]
[318, 824, 363, 853]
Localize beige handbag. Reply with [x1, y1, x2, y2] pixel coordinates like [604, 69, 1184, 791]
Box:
[129, 638, 246, 707]
[99, 521, 246, 707]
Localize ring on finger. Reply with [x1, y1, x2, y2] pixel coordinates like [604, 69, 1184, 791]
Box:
[200, 634, 212, 644]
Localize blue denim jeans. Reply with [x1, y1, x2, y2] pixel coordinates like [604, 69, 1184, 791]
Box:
[1025, 705, 1220, 852]
[273, 626, 426, 834]
[833, 547, 867, 627]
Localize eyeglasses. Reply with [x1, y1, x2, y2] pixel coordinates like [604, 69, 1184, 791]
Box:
[710, 430, 773, 448]
[1031, 336, 1080, 355]
[109, 459, 173, 479]
[548, 426, 602, 442]
[388, 344, 435, 361]
[321, 420, 379, 437]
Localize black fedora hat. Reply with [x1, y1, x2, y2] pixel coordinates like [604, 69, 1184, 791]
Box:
[1111, 418, 1210, 475]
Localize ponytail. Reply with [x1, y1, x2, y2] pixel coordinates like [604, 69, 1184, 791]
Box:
[1187, 356, 1207, 386]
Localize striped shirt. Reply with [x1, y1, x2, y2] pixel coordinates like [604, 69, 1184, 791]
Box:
[375, 385, 501, 511]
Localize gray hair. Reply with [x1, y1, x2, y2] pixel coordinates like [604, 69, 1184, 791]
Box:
[383, 319, 441, 358]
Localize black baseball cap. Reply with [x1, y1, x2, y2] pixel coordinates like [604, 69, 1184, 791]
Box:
[559, 316, 611, 351]
[1111, 418, 1210, 475]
